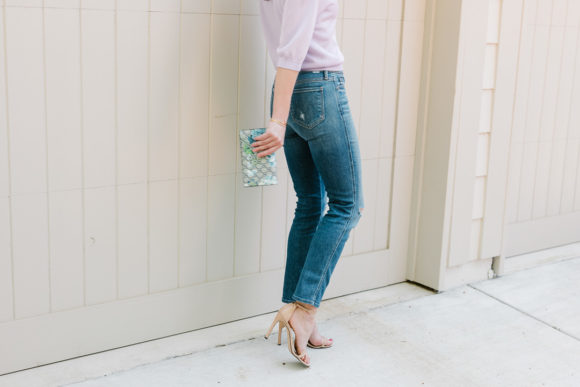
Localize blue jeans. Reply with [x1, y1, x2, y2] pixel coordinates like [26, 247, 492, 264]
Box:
[271, 70, 364, 308]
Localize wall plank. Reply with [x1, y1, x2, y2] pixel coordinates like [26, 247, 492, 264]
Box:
[179, 13, 210, 179]
[341, 19, 365, 136]
[0, 197, 13, 322]
[209, 15, 239, 176]
[380, 20, 402, 159]
[5, 7, 46, 195]
[0, 4, 9, 199]
[12, 194, 50, 319]
[359, 19, 386, 160]
[84, 187, 116, 305]
[48, 190, 84, 312]
[234, 174, 261, 276]
[238, 15, 266, 131]
[149, 180, 179, 293]
[82, 9, 116, 188]
[45, 8, 82, 192]
[149, 11, 180, 182]
[118, 182, 148, 298]
[179, 177, 207, 287]
[206, 174, 235, 281]
[374, 157, 392, 250]
[117, 9, 148, 185]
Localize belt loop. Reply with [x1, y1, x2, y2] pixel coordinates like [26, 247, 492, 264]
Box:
[323, 70, 328, 80]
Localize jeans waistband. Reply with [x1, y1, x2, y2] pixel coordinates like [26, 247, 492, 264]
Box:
[297, 70, 343, 81]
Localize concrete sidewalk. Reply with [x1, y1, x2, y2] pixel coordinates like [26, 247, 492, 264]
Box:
[2, 256, 580, 387]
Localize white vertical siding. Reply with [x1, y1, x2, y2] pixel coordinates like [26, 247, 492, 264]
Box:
[0, 0, 421, 373]
[0, 3, 13, 324]
[469, 0, 501, 261]
[446, 0, 490, 268]
[5, 5, 50, 320]
[500, 0, 580, 256]
[452, 0, 580, 266]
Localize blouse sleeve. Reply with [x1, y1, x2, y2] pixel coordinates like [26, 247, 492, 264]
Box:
[276, 0, 319, 71]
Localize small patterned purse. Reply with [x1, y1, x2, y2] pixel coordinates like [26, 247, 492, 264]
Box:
[239, 128, 278, 187]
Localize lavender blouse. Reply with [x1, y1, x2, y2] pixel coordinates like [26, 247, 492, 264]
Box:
[258, 0, 344, 72]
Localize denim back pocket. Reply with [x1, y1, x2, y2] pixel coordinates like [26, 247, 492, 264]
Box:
[290, 86, 325, 129]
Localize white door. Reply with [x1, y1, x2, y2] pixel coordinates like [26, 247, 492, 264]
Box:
[499, 0, 580, 259]
[0, 2, 424, 374]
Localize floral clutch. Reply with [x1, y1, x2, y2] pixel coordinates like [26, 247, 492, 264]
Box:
[239, 128, 278, 187]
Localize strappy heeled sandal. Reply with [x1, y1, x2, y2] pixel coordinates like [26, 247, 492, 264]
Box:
[264, 302, 312, 367]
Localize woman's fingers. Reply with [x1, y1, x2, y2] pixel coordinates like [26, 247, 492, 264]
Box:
[251, 121, 285, 157]
[252, 137, 283, 157]
[251, 135, 283, 155]
[252, 133, 267, 141]
[253, 141, 281, 155]
[251, 136, 275, 148]
[256, 144, 281, 158]
[252, 138, 276, 151]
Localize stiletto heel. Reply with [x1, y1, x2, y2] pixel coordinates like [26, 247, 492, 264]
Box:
[264, 315, 285, 345]
[277, 321, 283, 345]
[264, 318, 278, 340]
[264, 302, 311, 367]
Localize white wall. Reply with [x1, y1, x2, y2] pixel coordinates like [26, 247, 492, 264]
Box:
[0, 0, 426, 373]
[500, 0, 580, 260]
[410, 0, 580, 289]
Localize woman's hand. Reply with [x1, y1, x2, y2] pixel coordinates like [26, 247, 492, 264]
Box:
[251, 120, 286, 158]
[251, 67, 297, 158]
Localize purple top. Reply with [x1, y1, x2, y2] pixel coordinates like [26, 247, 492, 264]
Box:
[258, 0, 344, 72]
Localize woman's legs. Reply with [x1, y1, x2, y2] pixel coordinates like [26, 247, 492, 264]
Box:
[281, 128, 326, 304]
[283, 72, 363, 308]
[279, 71, 363, 358]
[282, 127, 334, 352]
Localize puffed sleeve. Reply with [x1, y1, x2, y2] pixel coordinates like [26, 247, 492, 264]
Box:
[276, 0, 319, 71]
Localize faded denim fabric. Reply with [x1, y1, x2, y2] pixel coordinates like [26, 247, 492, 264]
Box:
[271, 70, 364, 308]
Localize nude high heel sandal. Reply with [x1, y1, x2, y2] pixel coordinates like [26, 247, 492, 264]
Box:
[264, 302, 311, 367]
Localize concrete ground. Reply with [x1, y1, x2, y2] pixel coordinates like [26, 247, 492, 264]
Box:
[2, 256, 580, 387]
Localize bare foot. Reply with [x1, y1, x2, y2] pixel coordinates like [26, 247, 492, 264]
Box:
[288, 301, 317, 364]
[308, 322, 333, 347]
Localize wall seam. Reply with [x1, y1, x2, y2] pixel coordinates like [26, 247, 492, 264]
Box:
[177, 0, 183, 287]
[543, 0, 568, 218]
[387, 0, 406, 252]
[528, 0, 554, 220]
[565, 6, 580, 211]
[205, 0, 214, 282]
[374, 3, 389, 250]
[260, 49, 268, 273]
[513, 0, 538, 223]
[41, 0, 53, 313]
[2, 0, 16, 320]
[350, 0, 369, 253]
[146, 0, 151, 294]
[114, 0, 119, 300]
[78, 0, 87, 306]
[233, 0, 241, 277]
[445, 0, 465, 269]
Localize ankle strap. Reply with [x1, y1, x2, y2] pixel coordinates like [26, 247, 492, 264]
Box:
[293, 301, 316, 313]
